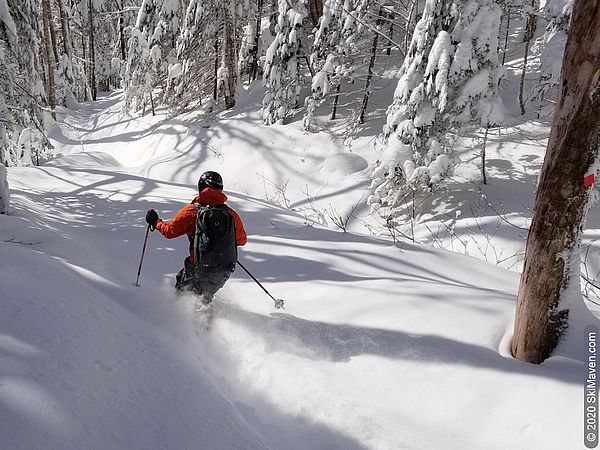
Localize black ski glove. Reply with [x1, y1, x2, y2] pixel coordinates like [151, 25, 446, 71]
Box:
[146, 209, 159, 231]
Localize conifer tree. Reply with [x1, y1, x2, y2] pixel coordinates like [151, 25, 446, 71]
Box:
[1, 0, 48, 166]
[531, 0, 573, 113]
[124, 0, 182, 111]
[303, 0, 371, 130]
[262, 0, 308, 125]
[172, 0, 249, 112]
[369, 0, 503, 214]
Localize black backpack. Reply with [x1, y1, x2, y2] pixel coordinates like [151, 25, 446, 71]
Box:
[193, 203, 237, 272]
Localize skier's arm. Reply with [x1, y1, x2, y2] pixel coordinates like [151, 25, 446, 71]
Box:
[230, 209, 247, 246]
[155, 204, 196, 239]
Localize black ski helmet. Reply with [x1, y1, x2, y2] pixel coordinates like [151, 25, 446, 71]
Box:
[198, 171, 223, 191]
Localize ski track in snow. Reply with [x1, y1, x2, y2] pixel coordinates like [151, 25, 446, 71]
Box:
[1, 91, 597, 450]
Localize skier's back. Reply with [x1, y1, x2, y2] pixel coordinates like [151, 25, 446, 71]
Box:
[145, 171, 247, 304]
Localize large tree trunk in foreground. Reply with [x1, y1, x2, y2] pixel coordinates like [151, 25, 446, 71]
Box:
[512, 0, 600, 364]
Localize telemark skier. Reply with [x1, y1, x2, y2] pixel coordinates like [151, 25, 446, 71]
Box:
[145, 171, 247, 304]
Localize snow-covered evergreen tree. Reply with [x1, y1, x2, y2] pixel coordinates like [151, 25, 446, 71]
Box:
[303, 0, 369, 130]
[369, 0, 503, 213]
[124, 25, 152, 110]
[124, 0, 181, 111]
[531, 0, 573, 112]
[1, 0, 49, 166]
[262, 0, 308, 125]
[170, 0, 216, 109]
[238, 0, 262, 82]
[17, 127, 42, 166]
[172, 0, 250, 112]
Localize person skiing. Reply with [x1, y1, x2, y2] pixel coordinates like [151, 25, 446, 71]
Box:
[145, 171, 247, 304]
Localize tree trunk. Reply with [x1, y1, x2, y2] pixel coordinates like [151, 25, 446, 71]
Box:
[501, 4, 512, 66]
[519, 0, 539, 115]
[269, 0, 278, 36]
[307, 0, 323, 29]
[119, 0, 127, 61]
[387, 21, 394, 56]
[224, 7, 237, 109]
[48, 2, 60, 63]
[82, 33, 90, 101]
[481, 122, 489, 185]
[331, 83, 341, 120]
[57, 0, 72, 57]
[250, 0, 264, 82]
[42, 0, 56, 118]
[512, 0, 600, 364]
[404, 1, 416, 55]
[213, 26, 219, 103]
[358, 8, 383, 124]
[88, 0, 97, 100]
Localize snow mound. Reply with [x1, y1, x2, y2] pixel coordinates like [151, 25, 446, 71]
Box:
[321, 153, 368, 176]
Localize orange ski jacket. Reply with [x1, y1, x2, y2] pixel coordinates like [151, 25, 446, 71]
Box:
[155, 188, 247, 263]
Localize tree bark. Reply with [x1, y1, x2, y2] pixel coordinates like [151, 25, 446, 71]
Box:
[307, 0, 323, 29]
[150, 91, 155, 116]
[82, 33, 90, 101]
[250, 0, 264, 82]
[358, 8, 383, 124]
[224, 6, 237, 109]
[269, 0, 278, 36]
[481, 122, 489, 185]
[42, 0, 56, 118]
[512, 0, 600, 364]
[119, 0, 127, 61]
[331, 83, 341, 120]
[88, 0, 97, 100]
[519, 0, 539, 115]
[48, 1, 60, 63]
[501, 4, 512, 66]
[213, 25, 219, 103]
[57, 0, 72, 57]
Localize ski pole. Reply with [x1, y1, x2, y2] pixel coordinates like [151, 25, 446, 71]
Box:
[135, 224, 151, 287]
[237, 260, 285, 309]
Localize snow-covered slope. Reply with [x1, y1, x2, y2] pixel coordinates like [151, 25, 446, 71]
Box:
[1, 92, 596, 449]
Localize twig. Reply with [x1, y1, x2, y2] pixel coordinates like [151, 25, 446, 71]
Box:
[2, 237, 42, 245]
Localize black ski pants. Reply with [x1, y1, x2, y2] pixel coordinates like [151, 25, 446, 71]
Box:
[175, 257, 231, 304]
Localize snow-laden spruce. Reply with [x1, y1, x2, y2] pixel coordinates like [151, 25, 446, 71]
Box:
[238, 0, 263, 82]
[262, 0, 308, 125]
[170, 0, 253, 111]
[303, 0, 372, 131]
[0, 0, 48, 167]
[531, 0, 573, 112]
[124, 0, 181, 111]
[369, 0, 503, 213]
